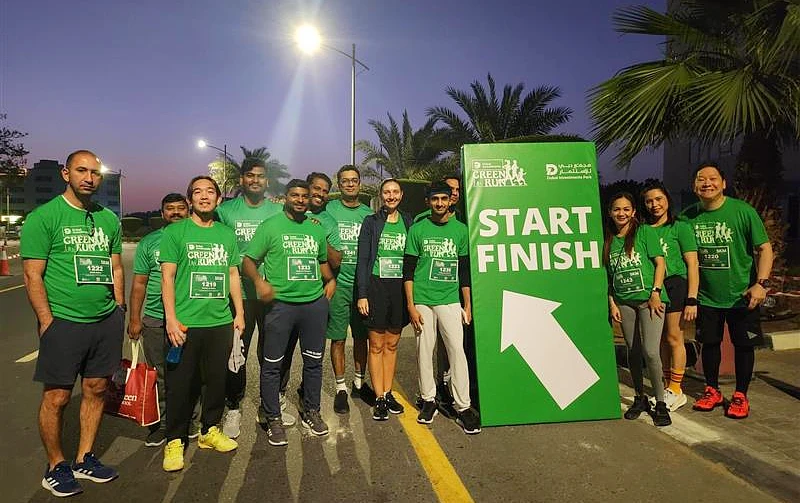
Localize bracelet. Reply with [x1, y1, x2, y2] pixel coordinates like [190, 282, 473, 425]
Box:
[685, 297, 698, 306]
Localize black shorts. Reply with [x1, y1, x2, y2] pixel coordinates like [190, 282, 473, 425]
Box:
[34, 307, 125, 386]
[696, 305, 764, 347]
[361, 275, 407, 331]
[664, 275, 688, 313]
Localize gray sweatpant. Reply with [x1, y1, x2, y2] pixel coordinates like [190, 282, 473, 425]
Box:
[618, 301, 665, 403]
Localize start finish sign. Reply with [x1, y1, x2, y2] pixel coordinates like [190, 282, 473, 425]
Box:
[463, 142, 620, 426]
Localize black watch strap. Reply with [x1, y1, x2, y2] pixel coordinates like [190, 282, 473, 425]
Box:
[685, 297, 698, 306]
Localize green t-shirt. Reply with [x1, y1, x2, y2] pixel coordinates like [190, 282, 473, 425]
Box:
[607, 225, 669, 303]
[679, 197, 769, 308]
[650, 220, 697, 279]
[325, 199, 372, 285]
[21, 195, 122, 323]
[308, 209, 343, 251]
[372, 219, 407, 278]
[216, 196, 282, 299]
[245, 213, 328, 303]
[133, 228, 165, 319]
[405, 217, 468, 306]
[159, 218, 240, 327]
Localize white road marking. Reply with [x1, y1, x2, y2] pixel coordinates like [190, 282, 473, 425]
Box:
[15, 350, 39, 363]
[0, 284, 25, 294]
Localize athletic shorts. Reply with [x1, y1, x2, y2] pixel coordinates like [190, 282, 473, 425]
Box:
[696, 305, 764, 347]
[664, 275, 688, 313]
[326, 282, 368, 340]
[361, 275, 407, 331]
[34, 307, 125, 386]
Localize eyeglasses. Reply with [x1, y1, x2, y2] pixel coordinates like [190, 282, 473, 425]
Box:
[85, 211, 96, 237]
[339, 178, 360, 186]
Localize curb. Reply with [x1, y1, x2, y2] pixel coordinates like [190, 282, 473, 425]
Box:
[765, 331, 800, 350]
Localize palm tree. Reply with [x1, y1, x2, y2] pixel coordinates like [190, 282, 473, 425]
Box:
[427, 73, 573, 159]
[356, 110, 452, 181]
[208, 146, 290, 197]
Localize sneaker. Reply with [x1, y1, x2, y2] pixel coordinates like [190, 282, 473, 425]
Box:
[188, 420, 201, 439]
[281, 410, 297, 427]
[456, 407, 482, 434]
[198, 426, 238, 452]
[352, 382, 376, 405]
[145, 424, 166, 447]
[266, 417, 288, 446]
[301, 410, 330, 436]
[693, 386, 723, 411]
[436, 383, 457, 419]
[417, 400, 438, 424]
[385, 391, 404, 414]
[653, 401, 672, 427]
[72, 452, 118, 483]
[222, 409, 242, 439]
[624, 395, 651, 420]
[663, 389, 688, 412]
[725, 391, 750, 419]
[334, 389, 350, 414]
[162, 439, 185, 472]
[42, 461, 83, 497]
[373, 397, 389, 421]
[280, 392, 288, 411]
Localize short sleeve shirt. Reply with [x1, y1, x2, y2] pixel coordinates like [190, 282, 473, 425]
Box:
[679, 197, 769, 308]
[308, 210, 343, 251]
[325, 199, 372, 286]
[372, 219, 407, 278]
[20, 195, 121, 323]
[133, 228, 165, 319]
[405, 218, 468, 306]
[159, 218, 240, 327]
[649, 220, 697, 279]
[607, 225, 669, 304]
[245, 213, 328, 303]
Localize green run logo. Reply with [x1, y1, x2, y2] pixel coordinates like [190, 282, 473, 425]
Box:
[469, 159, 527, 188]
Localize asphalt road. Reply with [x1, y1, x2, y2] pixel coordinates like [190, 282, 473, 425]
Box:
[0, 243, 779, 502]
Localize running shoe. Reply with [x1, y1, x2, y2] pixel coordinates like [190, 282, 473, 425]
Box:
[437, 383, 457, 419]
[456, 408, 481, 434]
[373, 397, 389, 421]
[725, 391, 750, 419]
[72, 452, 118, 483]
[385, 391, 404, 414]
[663, 389, 688, 412]
[42, 461, 83, 497]
[334, 389, 350, 414]
[417, 400, 438, 424]
[198, 426, 238, 452]
[188, 419, 201, 439]
[653, 401, 672, 427]
[693, 386, 723, 411]
[145, 424, 166, 447]
[222, 409, 242, 439]
[624, 395, 650, 420]
[352, 382, 377, 405]
[267, 417, 288, 446]
[162, 439, 184, 472]
[301, 410, 330, 436]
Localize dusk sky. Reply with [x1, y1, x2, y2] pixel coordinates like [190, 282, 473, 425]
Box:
[3, 0, 665, 213]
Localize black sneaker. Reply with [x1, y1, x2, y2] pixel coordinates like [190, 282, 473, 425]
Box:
[372, 397, 389, 421]
[456, 407, 481, 434]
[624, 395, 651, 420]
[266, 417, 288, 446]
[417, 400, 438, 424]
[42, 461, 83, 497]
[653, 400, 672, 427]
[333, 389, 349, 414]
[301, 410, 330, 436]
[436, 383, 457, 419]
[385, 391, 404, 414]
[145, 423, 166, 447]
[352, 382, 376, 405]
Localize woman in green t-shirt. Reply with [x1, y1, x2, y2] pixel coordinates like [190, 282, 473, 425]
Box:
[642, 181, 699, 413]
[604, 192, 671, 427]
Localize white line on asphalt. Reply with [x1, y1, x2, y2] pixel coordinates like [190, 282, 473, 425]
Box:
[0, 284, 24, 294]
[15, 350, 39, 363]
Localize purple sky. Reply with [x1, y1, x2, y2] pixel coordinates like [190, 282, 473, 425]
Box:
[3, 0, 665, 213]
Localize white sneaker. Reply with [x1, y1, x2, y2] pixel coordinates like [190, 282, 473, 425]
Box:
[663, 389, 687, 412]
[281, 410, 296, 427]
[222, 409, 242, 439]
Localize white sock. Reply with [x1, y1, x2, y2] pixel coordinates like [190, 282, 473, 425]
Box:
[336, 377, 347, 393]
[354, 372, 363, 389]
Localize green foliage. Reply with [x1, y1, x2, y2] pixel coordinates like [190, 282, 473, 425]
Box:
[0, 114, 29, 192]
[496, 134, 587, 144]
[121, 216, 144, 236]
[208, 146, 290, 197]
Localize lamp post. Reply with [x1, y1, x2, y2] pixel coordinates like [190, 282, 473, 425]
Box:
[197, 139, 235, 195]
[100, 165, 125, 218]
[295, 25, 369, 166]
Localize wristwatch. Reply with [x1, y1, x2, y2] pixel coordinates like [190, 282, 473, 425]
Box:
[651, 286, 662, 294]
[685, 297, 698, 306]
[757, 279, 771, 288]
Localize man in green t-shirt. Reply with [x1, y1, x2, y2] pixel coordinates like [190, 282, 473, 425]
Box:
[403, 181, 481, 435]
[680, 163, 773, 419]
[128, 192, 189, 447]
[242, 179, 336, 446]
[21, 149, 124, 497]
[159, 176, 245, 472]
[215, 159, 286, 438]
[325, 166, 373, 414]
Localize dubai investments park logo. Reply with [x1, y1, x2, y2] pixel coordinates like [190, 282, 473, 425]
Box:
[469, 159, 527, 188]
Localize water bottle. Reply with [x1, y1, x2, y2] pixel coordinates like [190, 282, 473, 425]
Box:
[166, 345, 183, 364]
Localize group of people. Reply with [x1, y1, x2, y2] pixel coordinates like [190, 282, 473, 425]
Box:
[605, 163, 773, 427]
[21, 149, 479, 496]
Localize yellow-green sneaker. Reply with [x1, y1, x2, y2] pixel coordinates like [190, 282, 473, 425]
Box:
[162, 439, 184, 472]
[197, 426, 238, 452]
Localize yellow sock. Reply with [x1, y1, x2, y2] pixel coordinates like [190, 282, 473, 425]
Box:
[668, 368, 685, 394]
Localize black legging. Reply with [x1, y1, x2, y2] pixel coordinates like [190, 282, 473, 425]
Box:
[701, 343, 755, 393]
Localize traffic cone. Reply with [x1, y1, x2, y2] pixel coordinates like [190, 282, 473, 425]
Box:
[0, 246, 10, 276]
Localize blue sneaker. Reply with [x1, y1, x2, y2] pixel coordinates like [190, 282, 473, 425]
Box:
[72, 452, 118, 483]
[42, 461, 83, 497]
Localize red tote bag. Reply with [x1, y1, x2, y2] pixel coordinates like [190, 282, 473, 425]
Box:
[104, 339, 161, 426]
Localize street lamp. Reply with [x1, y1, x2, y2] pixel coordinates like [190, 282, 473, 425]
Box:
[295, 24, 370, 166]
[100, 165, 125, 218]
[197, 139, 236, 195]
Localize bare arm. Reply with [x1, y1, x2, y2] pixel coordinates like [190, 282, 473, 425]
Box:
[327, 244, 342, 270]
[127, 274, 148, 340]
[111, 253, 125, 306]
[321, 262, 337, 299]
[683, 251, 699, 322]
[461, 286, 472, 325]
[229, 266, 245, 331]
[648, 256, 666, 319]
[744, 241, 774, 309]
[404, 280, 423, 331]
[23, 259, 53, 336]
[608, 295, 622, 323]
[161, 262, 185, 346]
[242, 256, 274, 302]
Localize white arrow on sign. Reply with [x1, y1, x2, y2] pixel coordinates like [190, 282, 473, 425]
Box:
[501, 290, 599, 410]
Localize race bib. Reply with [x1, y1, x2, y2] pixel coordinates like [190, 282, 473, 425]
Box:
[189, 272, 226, 298]
[698, 246, 730, 269]
[429, 259, 458, 282]
[378, 257, 403, 279]
[287, 257, 319, 281]
[612, 269, 645, 294]
[74, 255, 113, 284]
[341, 244, 357, 265]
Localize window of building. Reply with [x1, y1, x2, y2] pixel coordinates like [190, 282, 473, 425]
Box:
[35, 187, 53, 193]
[34, 176, 53, 182]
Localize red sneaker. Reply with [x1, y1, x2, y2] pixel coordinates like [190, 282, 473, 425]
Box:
[693, 386, 723, 411]
[725, 391, 750, 419]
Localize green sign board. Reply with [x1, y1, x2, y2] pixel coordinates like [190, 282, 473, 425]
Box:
[462, 142, 620, 426]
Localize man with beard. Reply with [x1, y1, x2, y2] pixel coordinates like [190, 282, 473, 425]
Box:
[215, 159, 287, 437]
[243, 180, 336, 445]
[128, 193, 190, 447]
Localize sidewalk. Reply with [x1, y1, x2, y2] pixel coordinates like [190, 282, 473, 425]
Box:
[0, 240, 21, 278]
